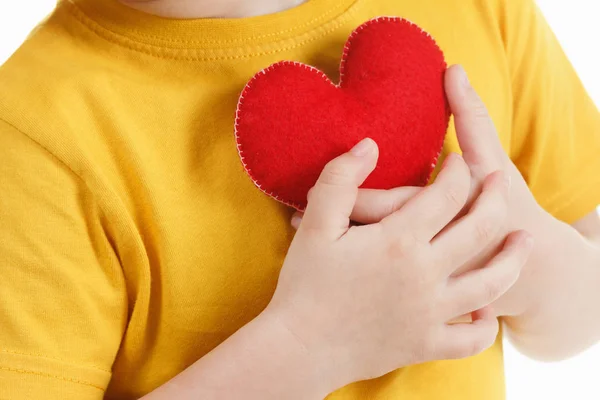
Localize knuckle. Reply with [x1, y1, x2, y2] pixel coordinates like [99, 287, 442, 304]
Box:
[320, 162, 351, 187]
[474, 218, 497, 242]
[494, 191, 510, 212]
[481, 279, 503, 304]
[448, 338, 484, 360]
[443, 187, 467, 210]
[468, 337, 488, 357]
[474, 203, 506, 240]
[299, 225, 326, 242]
[475, 328, 498, 356]
[387, 190, 406, 215]
[386, 232, 423, 260]
[496, 259, 522, 287]
[371, 190, 400, 221]
[386, 238, 411, 259]
[482, 193, 509, 220]
[471, 95, 491, 119]
[515, 242, 532, 264]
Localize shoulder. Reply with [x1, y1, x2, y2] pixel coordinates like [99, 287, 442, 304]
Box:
[0, 7, 129, 199]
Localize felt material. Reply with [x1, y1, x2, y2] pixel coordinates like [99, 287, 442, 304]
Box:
[235, 16, 450, 210]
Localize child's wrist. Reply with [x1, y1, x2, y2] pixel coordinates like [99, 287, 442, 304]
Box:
[254, 307, 341, 397]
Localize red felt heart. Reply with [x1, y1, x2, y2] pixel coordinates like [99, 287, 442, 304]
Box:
[235, 16, 450, 211]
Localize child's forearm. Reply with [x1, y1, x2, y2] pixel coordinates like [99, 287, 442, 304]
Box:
[140, 309, 334, 400]
[502, 215, 600, 361]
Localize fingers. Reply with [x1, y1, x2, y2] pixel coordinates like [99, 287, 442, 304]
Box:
[445, 230, 534, 318]
[351, 187, 422, 224]
[380, 153, 471, 242]
[438, 306, 499, 360]
[301, 138, 378, 239]
[291, 186, 422, 229]
[431, 170, 510, 270]
[445, 65, 505, 174]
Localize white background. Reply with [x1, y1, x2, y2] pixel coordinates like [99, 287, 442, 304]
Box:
[0, 1, 598, 399]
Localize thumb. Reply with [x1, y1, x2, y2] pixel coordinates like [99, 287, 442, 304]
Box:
[445, 65, 505, 175]
[301, 138, 378, 239]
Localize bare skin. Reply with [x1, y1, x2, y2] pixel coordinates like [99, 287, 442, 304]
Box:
[119, 0, 308, 18]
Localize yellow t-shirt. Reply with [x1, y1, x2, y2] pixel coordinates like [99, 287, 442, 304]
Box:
[1, 0, 599, 398]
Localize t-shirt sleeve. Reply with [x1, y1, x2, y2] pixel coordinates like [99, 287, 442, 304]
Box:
[500, 0, 600, 224]
[0, 119, 127, 398]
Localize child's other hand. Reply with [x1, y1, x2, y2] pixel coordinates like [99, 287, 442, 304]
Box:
[265, 139, 533, 392]
[443, 65, 550, 318]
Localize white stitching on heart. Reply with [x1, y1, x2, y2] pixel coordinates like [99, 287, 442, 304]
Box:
[234, 16, 447, 211]
[339, 16, 437, 83]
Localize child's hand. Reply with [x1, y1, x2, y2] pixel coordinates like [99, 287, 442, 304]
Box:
[291, 65, 549, 320]
[442, 65, 550, 318]
[264, 139, 533, 392]
[444, 66, 600, 361]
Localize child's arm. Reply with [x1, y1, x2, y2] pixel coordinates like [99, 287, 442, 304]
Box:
[502, 214, 600, 361]
[473, 0, 600, 360]
[139, 310, 333, 399]
[441, 65, 600, 361]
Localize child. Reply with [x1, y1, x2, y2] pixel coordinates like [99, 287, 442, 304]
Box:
[1, 0, 599, 399]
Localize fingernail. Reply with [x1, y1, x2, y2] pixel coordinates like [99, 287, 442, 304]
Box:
[291, 215, 302, 229]
[350, 138, 374, 157]
[457, 65, 470, 89]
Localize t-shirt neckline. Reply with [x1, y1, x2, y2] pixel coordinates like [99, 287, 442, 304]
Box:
[66, 0, 360, 50]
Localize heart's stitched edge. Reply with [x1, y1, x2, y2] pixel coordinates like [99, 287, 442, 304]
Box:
[339, 16, 440, 85]
[234, 16, 447, 211]
[234, 60, 334, 211]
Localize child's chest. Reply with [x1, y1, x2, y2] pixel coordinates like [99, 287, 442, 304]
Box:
[105, 3, 514, 392]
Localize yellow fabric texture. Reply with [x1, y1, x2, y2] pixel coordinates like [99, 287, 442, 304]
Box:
[1, 0, 599, 398]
